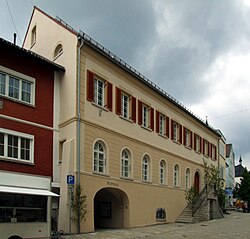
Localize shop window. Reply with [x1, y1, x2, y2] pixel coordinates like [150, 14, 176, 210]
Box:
[0, 193, 47, 223]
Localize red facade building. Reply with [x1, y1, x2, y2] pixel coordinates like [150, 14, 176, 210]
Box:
[0, 37, 64, 238]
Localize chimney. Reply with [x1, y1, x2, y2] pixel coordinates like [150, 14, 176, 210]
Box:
[13, 33, 17, 46]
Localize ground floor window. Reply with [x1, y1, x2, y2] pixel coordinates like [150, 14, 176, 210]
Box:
[0, 193, 47, 223]
[156, 208, 166, 221]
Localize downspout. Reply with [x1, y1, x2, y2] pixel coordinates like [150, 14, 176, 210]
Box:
[76, 36, 84, 234]
[77, 36, 84, 185]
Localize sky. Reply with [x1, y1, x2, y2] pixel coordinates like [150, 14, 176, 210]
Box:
[1, 0, 250, 169]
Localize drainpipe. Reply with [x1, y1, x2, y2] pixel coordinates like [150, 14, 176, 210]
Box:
[77, 36, 84, 185]
[77, 36, 84, 234]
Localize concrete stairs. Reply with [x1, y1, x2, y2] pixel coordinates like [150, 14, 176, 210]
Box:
[176, 185, 224, 224]
[175, 206, 194, 223]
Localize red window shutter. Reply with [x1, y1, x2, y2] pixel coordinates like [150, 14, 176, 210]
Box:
[190, 131, 193, 149]
[107, 82, 113, 111]
[179, 124, 182, 144]
[131, 97, 136, 123]
[215, 146, 217, 160]
[194, 134, 197, 151]
[183, 127, 186, 145]
[200, 137, 202, 153]
[138, 100, 142, 125]
[156, 111, 159, 133]
[203, 138, 205, 155]
[150, 108, 154, 131]
[116, 87, 121, 115]
[171, 119, 174, 140]
[165, 116, 169, 137]
[87, 70, 94, 102]
[209, 143, 212, 158]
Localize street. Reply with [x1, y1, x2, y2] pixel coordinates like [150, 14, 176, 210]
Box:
[62, 210, 248, 239]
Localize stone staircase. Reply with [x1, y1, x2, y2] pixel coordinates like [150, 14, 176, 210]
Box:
[175, 205, 193, 223]
[176, 185, 224, 223]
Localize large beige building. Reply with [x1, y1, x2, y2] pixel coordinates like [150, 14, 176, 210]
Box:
[23, 7, 222, 233]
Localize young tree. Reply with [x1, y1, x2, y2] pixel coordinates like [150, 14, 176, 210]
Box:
[237, 169, 250, 206]
[71, 184, 87, 234]
[203, 161, 225, 211]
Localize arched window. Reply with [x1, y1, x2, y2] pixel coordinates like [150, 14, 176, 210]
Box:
[160, 160, 166, 184]
[121, 149, 131, 178]
[142, 155, 150, 181]
[54, 43, 63, 59]
[185, 168, 191, 189]
[31, 26, 36, 46]
[93, 141, 106, 174]
[173, 164, 180, 187]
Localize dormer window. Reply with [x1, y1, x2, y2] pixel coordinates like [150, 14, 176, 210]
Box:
[31, 26, 36, 47]
[54, 43, 63, 60]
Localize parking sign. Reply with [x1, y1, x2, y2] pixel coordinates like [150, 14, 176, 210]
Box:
[67, 175, 75, 185]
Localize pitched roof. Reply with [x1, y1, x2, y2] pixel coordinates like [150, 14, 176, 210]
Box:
[25, 6, 221, 137]
[0, 37, 65, 72]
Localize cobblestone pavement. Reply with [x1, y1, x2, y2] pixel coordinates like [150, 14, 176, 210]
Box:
[62, 210, 249, 239]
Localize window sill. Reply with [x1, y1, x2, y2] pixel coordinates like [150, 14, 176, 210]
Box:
[185, 145, 192, 150]
[119, 115, 133, 123]
[91, 102, 109, 113]
[142, 180, 152, 184]
[93, 171, 110, 177]
[0, 94, 35, 108]
[158, 133, 168, 139]
[140, 125, 153, 132]
[30, 41, 36, 49]
[156, 218, 166, 222]
[53, 51, 63, 61]
[120, 176, 134, 181]
[172, 140, 181, 145]
[0, 156, 34, 165]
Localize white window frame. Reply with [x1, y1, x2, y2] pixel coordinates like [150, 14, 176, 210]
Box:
[93, 141, 106, 174]
[185, 128, 191, 147]
[142, 104, 150, 128]
[121, 149, 131, 178]
[204, 140, 209, 157]
[185, 168, 191, 189]
[142, 155, 150, 181]
[173, 164, 180, 187]
[195, 135, 201, 153]
[94, 77, 105, 107]
[173, 122, 179, 142]
[121, 92, 130, 119]
[0, 65, 35, 105]
[159, 114, 165, 136]
[0, 128, 34, 164]
[160, 160, 166, 184]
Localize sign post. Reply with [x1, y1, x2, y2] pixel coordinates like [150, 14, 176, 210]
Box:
[67, 175, 75, 233]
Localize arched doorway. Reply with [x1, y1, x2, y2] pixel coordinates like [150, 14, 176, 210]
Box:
[194, 171, 200, 194]
[94, 187, 129, 230]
